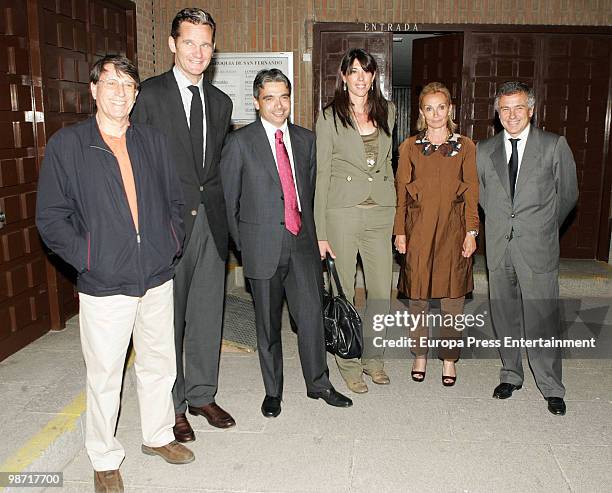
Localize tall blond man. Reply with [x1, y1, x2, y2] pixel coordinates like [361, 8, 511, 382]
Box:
[132, 8, 235, 440]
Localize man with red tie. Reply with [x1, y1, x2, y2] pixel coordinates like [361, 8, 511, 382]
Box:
[221, 69, 352, 417]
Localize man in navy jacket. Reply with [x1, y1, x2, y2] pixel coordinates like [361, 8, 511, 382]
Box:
[36, 55, 192, 493]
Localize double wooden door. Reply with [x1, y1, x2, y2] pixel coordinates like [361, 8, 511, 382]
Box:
[0, 0, 136, 361]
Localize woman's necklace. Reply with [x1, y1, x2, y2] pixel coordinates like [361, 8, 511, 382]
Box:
[353, 106, 376, 132]
[425, 129, 451, 147]
[353, 110, 377, 167]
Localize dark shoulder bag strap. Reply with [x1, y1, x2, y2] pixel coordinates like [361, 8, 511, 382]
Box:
[325, 253, 345, 298]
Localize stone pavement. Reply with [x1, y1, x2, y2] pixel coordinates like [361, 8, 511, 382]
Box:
[1, 291, 611, 493]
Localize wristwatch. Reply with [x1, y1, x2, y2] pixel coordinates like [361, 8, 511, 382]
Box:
[468, 230, 478, 237]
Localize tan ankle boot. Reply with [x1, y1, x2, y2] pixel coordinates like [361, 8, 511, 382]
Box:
[364, 368, 390, 385]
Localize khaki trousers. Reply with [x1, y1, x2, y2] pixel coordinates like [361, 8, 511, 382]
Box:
[408, 297, 465, 361]
[325, 205, 395, 383]
[79, 280, 176, 471]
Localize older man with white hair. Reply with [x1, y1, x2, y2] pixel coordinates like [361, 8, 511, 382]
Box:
[477, 81, 578, 416]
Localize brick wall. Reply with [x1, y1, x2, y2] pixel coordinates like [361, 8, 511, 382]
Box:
[135, 0, 155, 80]
[137, 1, 611, 128]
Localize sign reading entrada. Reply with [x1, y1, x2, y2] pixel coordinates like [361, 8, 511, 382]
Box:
[363, 23, 419, 31]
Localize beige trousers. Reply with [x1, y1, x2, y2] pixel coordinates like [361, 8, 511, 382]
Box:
[79, 280, 176, 471]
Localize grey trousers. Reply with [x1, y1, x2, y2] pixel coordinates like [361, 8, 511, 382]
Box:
[488, 239, 565, 398]
[172, 204, 225, 413]
[248, 229, 332, 398]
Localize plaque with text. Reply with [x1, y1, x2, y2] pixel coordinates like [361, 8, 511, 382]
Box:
[205, 52, 294, 124]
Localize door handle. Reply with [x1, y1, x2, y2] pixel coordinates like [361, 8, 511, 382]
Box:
[0, 211, 5, 229]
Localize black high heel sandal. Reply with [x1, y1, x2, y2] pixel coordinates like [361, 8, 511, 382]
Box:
[442, 361, 456, 387]
[441, 375, 456, 387]
[411, 370, 426, 382]
[411, 358, 427, 382]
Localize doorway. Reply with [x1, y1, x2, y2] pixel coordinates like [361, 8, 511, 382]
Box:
[392, 32, 463, 145]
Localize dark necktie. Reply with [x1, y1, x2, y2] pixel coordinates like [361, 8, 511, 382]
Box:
[188, 85, 203, 168]
[508, 138, 520, 200]
[275, 129, 301, 235]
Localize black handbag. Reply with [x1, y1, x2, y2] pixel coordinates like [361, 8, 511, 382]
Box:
[322, 253, 363, 359]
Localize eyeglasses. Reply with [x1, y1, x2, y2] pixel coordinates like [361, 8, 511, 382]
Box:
[98, 79, 138, 92]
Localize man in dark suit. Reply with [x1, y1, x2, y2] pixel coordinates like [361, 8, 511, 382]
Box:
[477, 81, 578, 416]
[131, 8, 234, 441]
[221, 69, 352, 417]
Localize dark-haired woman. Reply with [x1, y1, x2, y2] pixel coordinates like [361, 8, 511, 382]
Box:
[393, 82, 478, 386]
[315, 48, 396, 394]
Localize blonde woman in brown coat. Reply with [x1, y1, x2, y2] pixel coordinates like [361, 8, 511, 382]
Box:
[393, 82, 478, 386]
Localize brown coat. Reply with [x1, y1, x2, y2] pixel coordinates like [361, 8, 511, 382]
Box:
[393, 134, 479, 299]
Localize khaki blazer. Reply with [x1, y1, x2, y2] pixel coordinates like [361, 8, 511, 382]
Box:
[314, 104, 396, 240]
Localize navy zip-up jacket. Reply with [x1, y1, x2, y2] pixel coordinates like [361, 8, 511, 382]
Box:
[36, 117, 185, 297]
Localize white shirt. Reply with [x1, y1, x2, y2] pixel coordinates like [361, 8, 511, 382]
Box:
[503, 124, 530, 185]
[260, 117, 302, 211]
[173, 66, 207, 166]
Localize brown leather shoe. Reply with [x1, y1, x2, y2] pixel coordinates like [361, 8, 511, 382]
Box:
[173, 413, 195, 442]
[364, 369, 391, 385]
[94, 469, 124, 493]
[141, 440, 195, 464]
[188, 402, 236, 428]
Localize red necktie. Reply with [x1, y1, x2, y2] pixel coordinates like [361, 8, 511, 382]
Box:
[275, 129, 301, 235]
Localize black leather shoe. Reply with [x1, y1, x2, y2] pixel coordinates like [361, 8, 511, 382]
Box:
[307, 387, 353, 407]
[492, 382, 522, 399]
[261, 396, 281, 418]
[547, 397, 566, 416]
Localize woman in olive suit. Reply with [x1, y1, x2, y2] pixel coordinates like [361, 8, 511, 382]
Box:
[315, 48, 396, 394]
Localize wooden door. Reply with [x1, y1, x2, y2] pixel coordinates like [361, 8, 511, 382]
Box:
[313, 30, 392, 122]
[463, 31, 610, 259]
[462, 32, 538, 141]
[0, 0, 50, 360]
[89, 0, 136, 62]
[462, 33, 538, 256]
[538, 35, 610, 259]
[40, 0, 90, 138]
[410, 34, 463, 134]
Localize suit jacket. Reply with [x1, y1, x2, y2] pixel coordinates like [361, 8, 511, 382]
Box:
[131, 69, 233, 260]
[221, 118, 319, 279]
[314, 104, 396, 240]
[477, 126, 578, 273]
